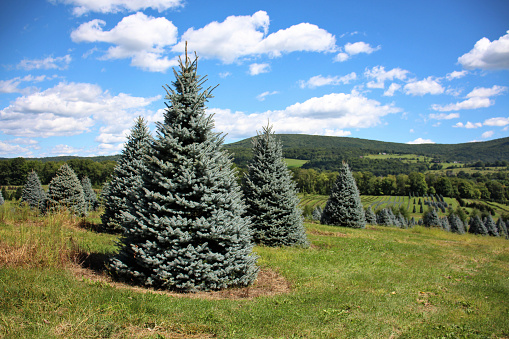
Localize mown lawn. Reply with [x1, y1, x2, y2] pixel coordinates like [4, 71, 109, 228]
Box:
[1, 203, 508, 338]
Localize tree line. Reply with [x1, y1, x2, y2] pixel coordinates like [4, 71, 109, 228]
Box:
[0, 157, 116, 186]
[291, 167, 509, 203]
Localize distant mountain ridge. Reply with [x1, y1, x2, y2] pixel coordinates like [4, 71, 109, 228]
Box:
[225, 134, 509, 163]
[2, 135, 508, 163]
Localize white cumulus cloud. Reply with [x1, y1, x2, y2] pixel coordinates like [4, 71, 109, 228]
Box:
[334, 41, 380, 62]
[453, 121, 482, 129]
[383, 83, 401, 97]
[71, 12, 179, 72]
[173, 11, 336, 63]
[0, 82, 159, 141]
[407, 138, 435, 144]
[466, 85, 507, 98]
[404, 77, 444, 96]
[54, 0, 183, 16]
[483, 117, 509, 127]
[458, 30, 509, 70]
[249, 63, 270, 75]
[210, 91, 401, 140]
[481, 130, 494, 139]
[446, 70, 468, 80]
[432, 85, 506, 111]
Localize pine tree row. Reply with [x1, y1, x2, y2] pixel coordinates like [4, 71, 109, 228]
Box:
[15, 165, 98, 216]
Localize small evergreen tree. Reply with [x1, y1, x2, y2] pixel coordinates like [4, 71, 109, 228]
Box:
[321, 162, 366, 228]
[364, 206, 376, 225]
[243, 124, 308, 247]
[496, 218, 508, 239]
[419, 204, 423, 213]
[376, 208, 392, 226]
[109, 50, 258, 291]
[398, 213, 407, 229]
[47, 164, 86, 216]
[440, 217, 451, 232]
[81, 176, 98, 212]
[423, 208, 440, 227]
[468, 215, 488, 235]
[448, 213, 465, 234]
[312, 206, 323, 221]
[484, 215, 499, 237]
[21, 170, 47, 211]
[412, 205, 416, 213]
[101, 117, 152, 232]
[0, 190, 4, 205]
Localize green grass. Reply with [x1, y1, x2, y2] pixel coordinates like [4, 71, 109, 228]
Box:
[284, 158, 308, 169]
[1, 203, 509, 338]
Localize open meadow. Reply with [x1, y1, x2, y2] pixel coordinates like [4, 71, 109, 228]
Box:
[1, 202, 508, 338]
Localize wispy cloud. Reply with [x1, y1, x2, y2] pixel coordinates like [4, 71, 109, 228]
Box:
[17, 55, 71, 70]
[299, 72, 357, 88]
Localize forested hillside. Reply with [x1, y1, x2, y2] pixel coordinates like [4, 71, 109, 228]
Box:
[225, 134, 509, 174]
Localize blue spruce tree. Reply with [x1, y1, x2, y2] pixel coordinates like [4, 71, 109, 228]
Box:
[101, 117, 152, 232]
[47, 164, 86, 216]
[468, 215, 488, 235]
[448, 213, 466, 234]
[423, 208, 440, 227]
[484, 215, 499, 237]
[321, 162, 366, 228]
[312, 206, 323, 222]
[81, 176, 98, 212]
[20, 170, 46, 211]
[109, 50, 258, 291]
[0, 190, 4, 205]
[364, 206, 376, 225]
[243, 124, 308, 247]
[496, 217, 508, 239]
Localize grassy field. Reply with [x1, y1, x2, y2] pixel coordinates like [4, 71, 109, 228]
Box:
[1, 202, 509, 338]
[284, 158, 308, 169]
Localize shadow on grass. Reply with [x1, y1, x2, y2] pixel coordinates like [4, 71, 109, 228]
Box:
[77, 219, 121, 235]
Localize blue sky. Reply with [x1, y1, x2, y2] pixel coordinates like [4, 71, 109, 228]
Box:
[1, 0, 508, 158]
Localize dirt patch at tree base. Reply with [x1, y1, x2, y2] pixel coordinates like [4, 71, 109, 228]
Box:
[70, 264, 291, 300]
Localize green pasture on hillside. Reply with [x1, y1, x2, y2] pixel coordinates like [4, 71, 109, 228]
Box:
[1, 202, 508, 338]
[284, 158, 308, 169]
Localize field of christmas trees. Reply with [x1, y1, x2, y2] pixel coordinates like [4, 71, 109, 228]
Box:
[1, 50, 508, 337]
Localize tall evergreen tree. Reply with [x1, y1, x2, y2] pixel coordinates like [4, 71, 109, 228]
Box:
[47, 163, 86, 216]
[242, 124, 308, 247]
[101, 117, 152, 232]
[81, 176, 98, 212]
[468, 215, 488, 235]
[321, 162, 366, 228]
[109, 50, 258, 291]
[20, 170, 46, 210]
